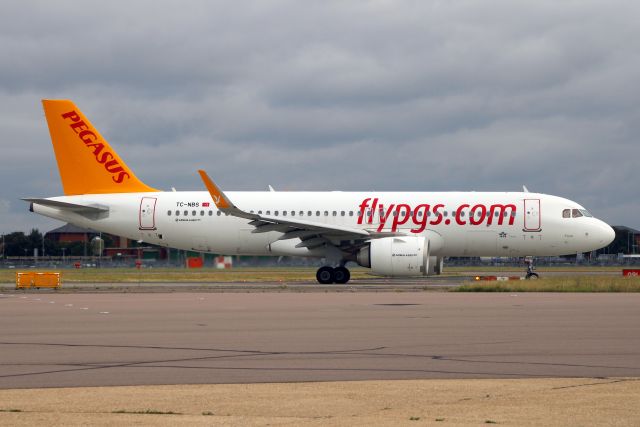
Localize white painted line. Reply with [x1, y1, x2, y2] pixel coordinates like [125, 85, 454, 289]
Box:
[99, 311, 110, 315]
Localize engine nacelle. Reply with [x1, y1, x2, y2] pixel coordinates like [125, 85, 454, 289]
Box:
[357, 236, 429, 277]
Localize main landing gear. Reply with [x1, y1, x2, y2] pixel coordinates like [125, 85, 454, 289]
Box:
[316, 266, 351, 284]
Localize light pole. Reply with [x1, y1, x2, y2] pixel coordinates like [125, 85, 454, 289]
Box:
[62, 247, 66, 265]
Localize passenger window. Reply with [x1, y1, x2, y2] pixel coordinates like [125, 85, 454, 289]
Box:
[167, 210, 172, 216]
[208, 211, 213, 216]
[184, 210, 188, 216]
[266, 210, 271, 215]
[258, 210, 263, 214]
[349, 211, 353, 217]
[275, 211, 279, 216]
[340, 211, 345, 216]
[562, 209, 571, 218]
[217, 211, 221, 216]
[332, 211, 337, 216]
[572, 209, 583, 218]
[316, 211, 320, 216]
[443, 211, 448, 217]
[307, 211, 312, 216]
[282, 211, 287, 216]
[324, 211, 329, 216]
[175, 210, 180, 216]
[291, 211, 295, 216]
[192, 210, 196, 216]
[460, 211, 465, 217]
[494, 211, 499, 217]
[200, 210, 204, 216]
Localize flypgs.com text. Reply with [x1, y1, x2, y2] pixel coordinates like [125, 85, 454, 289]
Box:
[357, 198, 517, 233]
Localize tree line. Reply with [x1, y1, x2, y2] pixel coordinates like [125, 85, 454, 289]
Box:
[1, 229, 114, 257]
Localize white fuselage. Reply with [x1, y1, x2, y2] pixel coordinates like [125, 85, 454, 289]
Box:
[32, 191, 614, 258]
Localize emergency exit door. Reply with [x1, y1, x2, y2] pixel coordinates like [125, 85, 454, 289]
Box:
[139, 197, 157, 230]
[523, 199, 541, 232]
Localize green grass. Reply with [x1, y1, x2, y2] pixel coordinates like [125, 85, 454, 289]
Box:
[456, 276, 640, 292]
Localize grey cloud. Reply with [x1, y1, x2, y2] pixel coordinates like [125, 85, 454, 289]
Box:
[1, 0, 639, 233]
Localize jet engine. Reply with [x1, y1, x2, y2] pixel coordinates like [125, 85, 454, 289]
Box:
[356, 236, 430, 276]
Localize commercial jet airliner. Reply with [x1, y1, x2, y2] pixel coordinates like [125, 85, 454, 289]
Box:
[25, 100, 615, 283]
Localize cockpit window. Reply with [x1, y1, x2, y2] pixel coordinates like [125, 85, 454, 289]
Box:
[562, 209, 571, 218]
[571, 209, 583, 218]
[579, 209, 593, 217]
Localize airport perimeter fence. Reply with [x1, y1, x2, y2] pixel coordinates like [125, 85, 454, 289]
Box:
[1, 256, 639, 270]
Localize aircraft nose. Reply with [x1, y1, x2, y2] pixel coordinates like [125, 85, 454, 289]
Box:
[594, 221, 615, 247]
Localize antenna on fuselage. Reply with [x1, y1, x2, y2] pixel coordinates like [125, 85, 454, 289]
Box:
[268, 185, 275, 192]
[522, 185, 530, 193]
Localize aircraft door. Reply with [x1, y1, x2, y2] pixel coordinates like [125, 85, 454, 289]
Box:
[139, 197, 157, 230]
[523, 199, 541, 232]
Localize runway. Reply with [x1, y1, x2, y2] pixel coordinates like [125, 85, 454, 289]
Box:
[1, 291, 639, 388]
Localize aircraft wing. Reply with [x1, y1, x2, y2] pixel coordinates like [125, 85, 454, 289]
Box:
[198, 170, 402, 249]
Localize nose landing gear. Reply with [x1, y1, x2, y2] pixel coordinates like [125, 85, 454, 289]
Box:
[525, 258, 539, 280]
[316, 266, 351, 284]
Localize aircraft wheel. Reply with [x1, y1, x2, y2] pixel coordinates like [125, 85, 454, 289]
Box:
[525, 272, 540, 280]
[334, 266, 351, 284]
[316, 266, 335, 284]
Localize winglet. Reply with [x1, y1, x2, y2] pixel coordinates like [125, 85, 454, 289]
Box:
[197, 170, 234, 209]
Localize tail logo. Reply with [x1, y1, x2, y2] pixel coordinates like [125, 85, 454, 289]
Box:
[61, 110, 130, 184]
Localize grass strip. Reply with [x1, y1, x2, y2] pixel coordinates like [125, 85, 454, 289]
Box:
[456, 276, 640, 292]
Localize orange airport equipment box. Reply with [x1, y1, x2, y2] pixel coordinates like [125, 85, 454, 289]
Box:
[16, 272, 62, 289]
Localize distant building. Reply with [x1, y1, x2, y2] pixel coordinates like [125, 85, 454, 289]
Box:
[46, 223, 98, 243]
[598, 225, 640, 255]
[46, 223, 167, 260]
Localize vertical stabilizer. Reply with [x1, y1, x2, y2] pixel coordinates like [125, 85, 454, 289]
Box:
[42, 99, 157, 195]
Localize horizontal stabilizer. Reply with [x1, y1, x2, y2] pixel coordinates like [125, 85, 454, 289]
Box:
[23, 198, 109, 214]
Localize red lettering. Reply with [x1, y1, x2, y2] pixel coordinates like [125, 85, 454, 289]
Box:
[469, 204, 486, 225]
[70, 120, 89, 133]
[487, 204, 516, 226]
[430, 204, 444, 225]
[112, 171, 130, 183]
[355, 199, 517, 232]
[391, 204, 411, 231]
[357, 198, 371, 225]
[78, 130, 97, 144]
[369, 198, 378, 224]
[455, 204, 470, 225]
[97, 151, 114, 164]
[61, 110, 81, 122]
[86, 142, 105, 157]
[377, 204, 396, 232]
[104, 159, 123, 173]
[63, 111, 129, 184]
[411, 204, 430, 233]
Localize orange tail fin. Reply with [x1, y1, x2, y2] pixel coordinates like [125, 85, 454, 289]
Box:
[42, 99, 157, 195]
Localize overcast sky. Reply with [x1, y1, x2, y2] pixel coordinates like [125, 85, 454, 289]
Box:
[1, 0, 639, 234]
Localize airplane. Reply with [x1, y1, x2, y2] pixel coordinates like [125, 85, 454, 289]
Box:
[25, 100, 615, 284]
